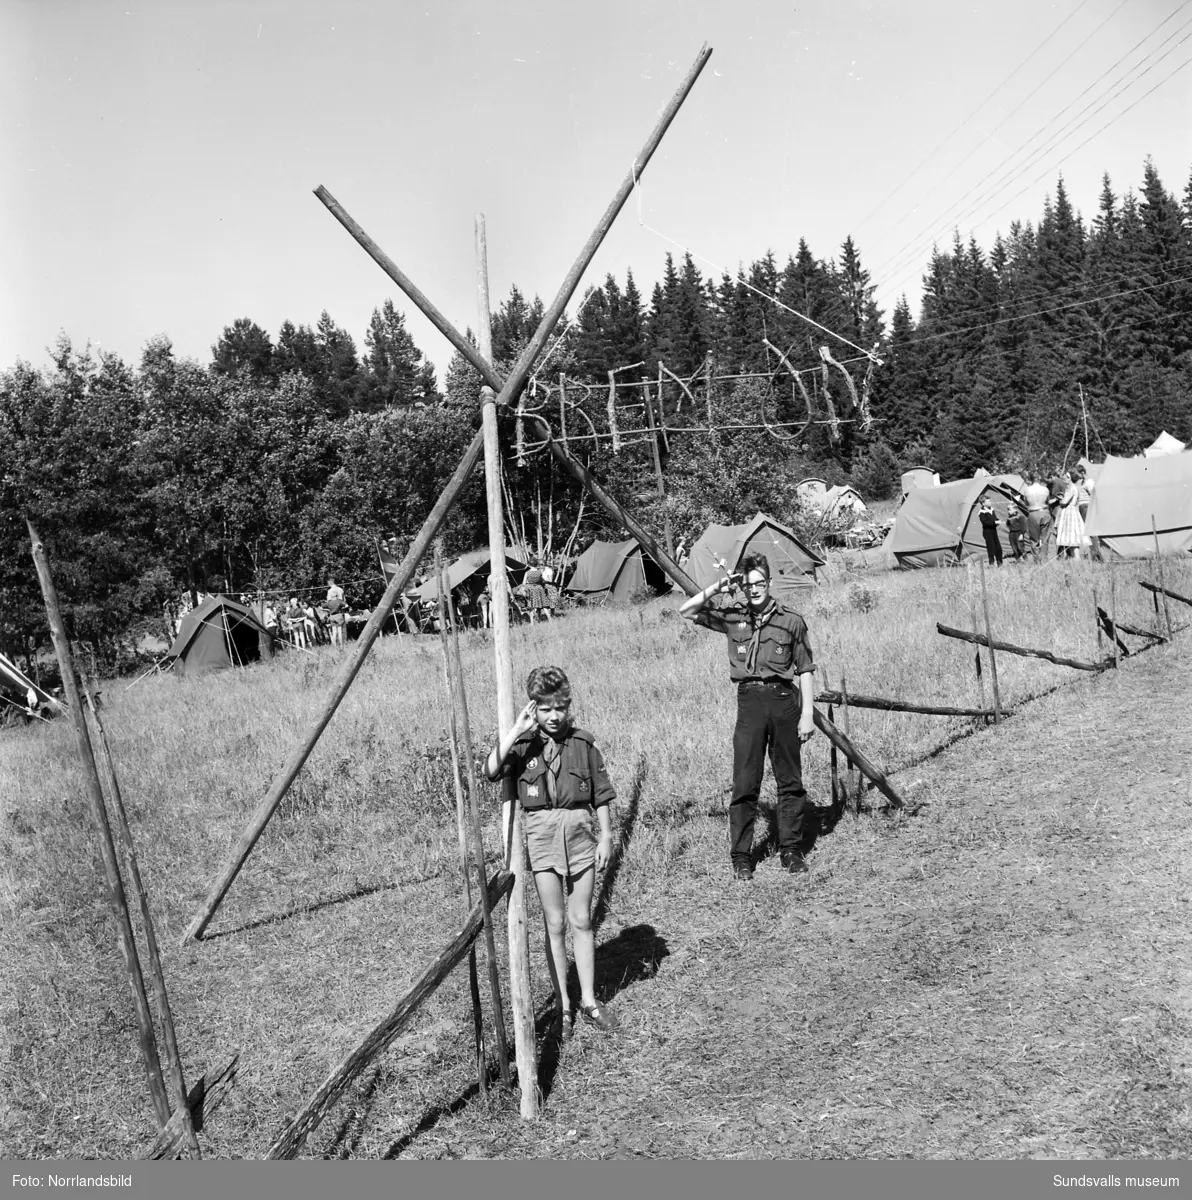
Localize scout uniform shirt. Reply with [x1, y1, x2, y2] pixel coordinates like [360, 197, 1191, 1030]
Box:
[499, 726, 616, 812]
[694, 596, 816, 683]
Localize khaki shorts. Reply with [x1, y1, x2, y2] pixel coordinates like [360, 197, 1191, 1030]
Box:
[523, 806, 597, 878]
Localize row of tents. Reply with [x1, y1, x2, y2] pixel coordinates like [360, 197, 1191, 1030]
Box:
[875, 441, 1192, 569]
[162, 514, 827, 676]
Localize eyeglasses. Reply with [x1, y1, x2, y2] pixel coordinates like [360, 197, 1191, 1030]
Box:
[746, 580, 768, 591]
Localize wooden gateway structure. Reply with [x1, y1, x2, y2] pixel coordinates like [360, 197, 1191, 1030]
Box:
[24, 40, 906, 1157]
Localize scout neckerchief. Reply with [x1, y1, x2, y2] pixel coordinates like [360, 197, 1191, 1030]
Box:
[744, 597, 778, 674]
[541, 730, 566, 804]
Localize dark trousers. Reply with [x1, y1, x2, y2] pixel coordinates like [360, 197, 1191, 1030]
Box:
[1008, 530, 1026, 559]
[982, 527, 1003, 565]
[730, 682, 807, 865]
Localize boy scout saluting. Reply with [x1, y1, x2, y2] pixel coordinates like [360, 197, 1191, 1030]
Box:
[680, 553, 817, 880]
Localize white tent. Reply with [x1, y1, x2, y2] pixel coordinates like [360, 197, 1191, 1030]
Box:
[1143, 431, 1186, 458]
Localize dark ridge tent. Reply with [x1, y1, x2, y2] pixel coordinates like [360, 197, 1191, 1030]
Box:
[408, 546, 529, 604]
[686, 513, 825, 600]
[1084, 452, 1192, 557]
[565, 538, 672, 603]
[887, 474, 1025, 569]
[166, 594, 274, 677]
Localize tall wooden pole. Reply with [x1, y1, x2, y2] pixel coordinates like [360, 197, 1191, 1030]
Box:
[434, 543, 486, 1099]
[968, 591, 987, 717]
[476, 213, 535, 1114]
[27, 522, 172, 1131]
[1152, 515, 1174, 641]
[1110, 563, 1120, 670]
[83, 684, 201, 1157]
[978, 560, 1002, 723]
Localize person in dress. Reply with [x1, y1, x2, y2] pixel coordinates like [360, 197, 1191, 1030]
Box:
[1054, 471, 1085, 559]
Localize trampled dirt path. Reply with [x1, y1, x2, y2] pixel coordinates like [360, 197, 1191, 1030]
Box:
[423, 638, 1191, 1159]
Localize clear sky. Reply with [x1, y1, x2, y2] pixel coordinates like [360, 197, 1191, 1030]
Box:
[3, 0, 1189, 382]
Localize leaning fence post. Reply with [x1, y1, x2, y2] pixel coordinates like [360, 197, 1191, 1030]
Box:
[27, 521, 171, 1131]
[83, 682, 200, 1157]
[1110, 563, 1120, 670]
[978, 559, 1002, 724]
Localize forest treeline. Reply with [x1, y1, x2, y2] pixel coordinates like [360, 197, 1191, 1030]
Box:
[2, 162, 1190, 667]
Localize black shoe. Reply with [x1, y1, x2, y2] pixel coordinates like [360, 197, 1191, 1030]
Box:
[780, 852, 809, 874]
[733, 863, 754, 881]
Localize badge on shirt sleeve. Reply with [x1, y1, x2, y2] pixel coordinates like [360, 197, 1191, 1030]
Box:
[527, 784, 539, 796]
[527, 758, 538, 768]
[737, 623, 748, 630]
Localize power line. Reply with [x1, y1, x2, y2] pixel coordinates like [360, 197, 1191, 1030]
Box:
[850, 0, 1099, 238]
[877, 11, 1192, 295]
[871, 1, 1188, 285]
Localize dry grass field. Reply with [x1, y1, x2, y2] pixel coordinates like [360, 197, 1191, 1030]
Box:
[2, 554, 1191, 1160]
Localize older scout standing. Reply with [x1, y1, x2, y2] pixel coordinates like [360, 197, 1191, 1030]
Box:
[680, 553, 817, 880]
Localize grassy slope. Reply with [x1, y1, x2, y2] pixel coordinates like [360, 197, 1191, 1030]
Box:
[1, 557, 1190, 1159]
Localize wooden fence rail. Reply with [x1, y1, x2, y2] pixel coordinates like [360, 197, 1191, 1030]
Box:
[815, 689, 994, 719]
[936, 623, 1111, 673]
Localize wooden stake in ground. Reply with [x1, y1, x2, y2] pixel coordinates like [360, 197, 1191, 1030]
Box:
[83, 683, 200, 1158]
[1110, 564, 1120, 670]
[1094, 586, 1103, 655]
[642, 380, 674, 558]
[968, 589, 987, 719]
[434, 543, 486, 1099]
[476, 212, 531, 1107]
[978, 559, 1002, 723]
[1152, 515, 1174, 641]
[840, 671, 858, 814]
[27, 521, 171, 1131]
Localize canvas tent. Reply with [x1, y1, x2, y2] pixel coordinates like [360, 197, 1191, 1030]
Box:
[887, 474, 1024, 569]
[686, 513, 825, 599]
[1143, 431, 1186, 459]
[822, 484, 867, 518]
[1083, 453, 1192, 557]
[566, 538, 671, 603]
[900, 466, 940, 498]
[166, 594, 274, 677]
[408, 547, 528, 604]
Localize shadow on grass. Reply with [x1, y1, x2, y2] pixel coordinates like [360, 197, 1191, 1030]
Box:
[201, 871, 445, 941]
[377, 753, 660, 1143]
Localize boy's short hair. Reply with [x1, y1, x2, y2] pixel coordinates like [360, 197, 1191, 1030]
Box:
[739, 552, 770, 581]
[526, 665, 571, 703]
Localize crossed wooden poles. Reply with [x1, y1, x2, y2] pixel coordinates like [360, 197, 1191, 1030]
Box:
[173, 38, 906, 1142]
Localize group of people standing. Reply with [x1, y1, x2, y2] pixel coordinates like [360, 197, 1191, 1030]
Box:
[261, 580, 348, 649]
[978, 467, 1094, 566]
